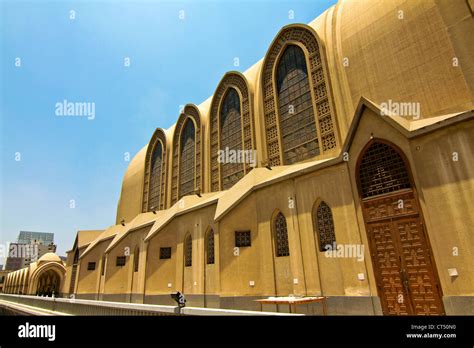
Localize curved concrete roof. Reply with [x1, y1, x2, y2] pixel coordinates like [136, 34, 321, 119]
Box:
[116, 145, 148, 224]
[114, 0, 474, 225]
[307, 0, 474, 121]
[38, 252, 62, 263]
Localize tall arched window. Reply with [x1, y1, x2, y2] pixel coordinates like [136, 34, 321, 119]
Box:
[220, 88, 244, 189]
[315, 201, 336, 251]
[277, 45, 319, 164]
[148, 141, 163, 211]
[143, 129, 167, 212]
[274, 212, 290, 257]
[184, 234, 192, 267]
[262, 26, 338, 166]
[179, 119, 196, 199]
[358, 142, 411, 198]
[206, 229, 215, 265]
[210, 73, 255, 192]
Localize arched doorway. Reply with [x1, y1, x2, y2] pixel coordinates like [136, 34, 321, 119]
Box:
[356, 140, 444, 315]
[36, 269, 61, 296]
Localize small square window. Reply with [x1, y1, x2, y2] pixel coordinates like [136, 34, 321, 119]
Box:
[235, 230, 251, 247]
[116, 256, 126, 267]
[87, 262, 96, 271]
[160, 247, 171, 259]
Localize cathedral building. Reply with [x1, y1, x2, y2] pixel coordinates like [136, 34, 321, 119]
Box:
[4, 0, 474, 315]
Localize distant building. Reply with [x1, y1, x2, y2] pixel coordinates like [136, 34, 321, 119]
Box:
[5, 244, 24, 271]
[4, 232, 56, 271]
[18, 231, 54, 245]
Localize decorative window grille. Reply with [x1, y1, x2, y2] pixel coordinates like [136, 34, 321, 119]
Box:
[315, 201, 336, 252]
[143, 129, 167, 212]
[277, 45, 320, 164]
[184, 235, 192, 267]
[235, 231, 251, 247]
[206, 229, 215, 264]
[262, 27, 337, 166]
[179, 120, 196, 199]
[160, 247, 171, 260]
[148, 141, 163, 211]
[87, 262, 96, 271]
[358, 142, 411, 199]
[116, 256, 126, 267]
[210, 73, 255, 192]
[220, 88, 244, 189]
[274, 212, 290, 257]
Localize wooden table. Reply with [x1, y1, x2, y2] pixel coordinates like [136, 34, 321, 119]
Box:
[255, 296, 328, 315]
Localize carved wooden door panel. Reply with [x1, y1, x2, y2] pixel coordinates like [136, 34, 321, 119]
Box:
[395, 218, 445, 315]
[366, 221, 412, 315]
[363, 192, 444, 315]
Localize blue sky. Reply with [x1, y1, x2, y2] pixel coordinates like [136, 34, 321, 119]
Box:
[0, 0, 337, 263]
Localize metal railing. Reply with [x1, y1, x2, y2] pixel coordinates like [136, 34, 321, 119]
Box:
[0, 294, 302, 316]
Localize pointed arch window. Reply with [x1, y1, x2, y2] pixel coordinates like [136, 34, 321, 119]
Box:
[220, 88, 244, 189]
[209, 73, 255, 192]
[148, 141, 163, 211]
[276, 45, 319, 164]
[358, 142, 411, 199]
[206, 229, 215, 265]
[184, 234, 192, 267]
[315, 201, 336, 251]
[179, 120, 196, 199]
[262, 27, 338, 166]
[274, 212, 290, 257]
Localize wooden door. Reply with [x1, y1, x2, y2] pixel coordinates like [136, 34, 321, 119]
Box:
[358, 140, 444, 316]
[362, 191, 444, 315]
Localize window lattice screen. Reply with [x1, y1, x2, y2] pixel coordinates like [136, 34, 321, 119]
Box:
[262, 27, 337, 166]
[358, 142, 411, 199]
[206, 229, 215, 264]
[274, 212, 290, 257]
[171, 108, 201, 205]
[220, 88, 245, 189]
[210, 73, 255, 192]
[184, 235, 192, 267]
[235, 231, 251, 247]
[315, 201, 336, 251]
[159, 247, 171, 259]
[148, 142, 163, 211]
[142, 129, 167, 212]
[179, 120, 196, 199]
[277, 45, 319, 164]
